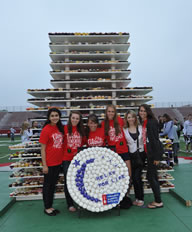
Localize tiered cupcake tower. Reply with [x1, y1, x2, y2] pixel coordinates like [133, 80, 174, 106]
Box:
[27, 32, 153, 120]
[9, 32, 174, 200]
[9, 142, 64, 200]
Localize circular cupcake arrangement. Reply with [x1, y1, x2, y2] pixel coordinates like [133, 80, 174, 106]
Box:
[67, 147, 129, 212]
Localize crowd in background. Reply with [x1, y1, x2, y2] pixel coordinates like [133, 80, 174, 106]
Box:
[158, 113, 192, 156]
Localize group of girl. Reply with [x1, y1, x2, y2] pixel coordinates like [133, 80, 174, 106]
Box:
[39, 104, 164, 216]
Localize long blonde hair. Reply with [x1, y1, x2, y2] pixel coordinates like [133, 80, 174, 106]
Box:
[124, 110, 139, 128]
[20, 121, 30, 135]
[104, 105, 121, 136]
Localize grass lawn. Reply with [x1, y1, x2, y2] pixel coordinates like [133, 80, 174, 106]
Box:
[0, 136, 21, 163]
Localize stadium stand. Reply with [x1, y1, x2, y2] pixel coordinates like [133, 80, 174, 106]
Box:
[0, 106, 191, 135]
[0, 112, 41, 135]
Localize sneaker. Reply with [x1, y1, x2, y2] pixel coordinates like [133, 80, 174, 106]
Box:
[137, 200, 144, 206]
[133, 199, 144, 206]
[133, 199, 138, 206]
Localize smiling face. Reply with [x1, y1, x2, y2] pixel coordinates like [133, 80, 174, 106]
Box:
[32, 121, 38, 128]
[88, 119, 98, 132]
[127, 113, 136, 126]
[106, 106, 115, 120]
[49, 111, 60, 125]
[139, 106, 147, 121]
[71, 113, 80, 127]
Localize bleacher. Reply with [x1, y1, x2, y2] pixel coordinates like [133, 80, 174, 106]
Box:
[0, 112, 7, 120]
[0, 112, 41, 135]
[152, 106, 192, 122]
[152, 107, 177, 119]
[0, 106, 191, 135]
[175, 107, 192, 120]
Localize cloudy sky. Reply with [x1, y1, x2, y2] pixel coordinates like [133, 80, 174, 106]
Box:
[1, 0, 192, 108]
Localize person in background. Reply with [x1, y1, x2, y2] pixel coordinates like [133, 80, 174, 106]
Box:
[138, 104, 163, 209]
[63, 111, 86, 212]
[32, 121, 39, 129]
[160, 114, 174, 140]
[30, 121, 41, 137]
[20, 121, 32, 143]
[173, 118, 183, 139]
[172, 123, 179, 165]
[85, 114, 105, 147]
[123, 110, 145, 207]
[183, 114, 192, 152]
[39, 108, 64, 216]
[101, 105, 131, 178]
[158, 115, 164, 133]
[10, 127, 16, 141]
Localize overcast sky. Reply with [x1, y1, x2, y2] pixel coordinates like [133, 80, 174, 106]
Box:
[1, 0, 192, 108]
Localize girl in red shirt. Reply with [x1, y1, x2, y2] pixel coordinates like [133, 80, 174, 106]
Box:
[85, 114, 105, 147]
[101, 105, 131, 178]
[63, 111, 85, 212]
[39, 108, 64, 216]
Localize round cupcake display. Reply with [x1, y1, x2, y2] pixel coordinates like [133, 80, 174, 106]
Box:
[67, 147, 129, 212]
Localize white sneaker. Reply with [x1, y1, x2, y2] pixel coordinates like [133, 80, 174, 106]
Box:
[133, 199, 138, 205]
[133, 199, 144, 206]
[137, 200, 144, 206]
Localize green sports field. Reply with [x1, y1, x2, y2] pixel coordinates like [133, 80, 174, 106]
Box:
[0, 136, 21, 164]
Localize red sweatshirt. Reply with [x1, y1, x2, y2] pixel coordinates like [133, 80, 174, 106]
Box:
[101, 116, 128, 154]
[87, 127, 106, 147]
[63, 125, 86, 161]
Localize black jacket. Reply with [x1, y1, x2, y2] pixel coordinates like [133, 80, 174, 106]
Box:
[146, 118, 163, 161]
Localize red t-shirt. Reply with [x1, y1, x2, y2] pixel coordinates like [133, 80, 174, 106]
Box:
[39, 124, 64, 166]
[87, 127, 106, 147]
[101, 116, 128, 154]
[63, 125, 86, 161]
[142, 119, 148, 153]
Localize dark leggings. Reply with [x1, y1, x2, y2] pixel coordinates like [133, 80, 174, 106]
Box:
[43, 165, 61, 209]
[132, 166, 144, 201]
[146, 159, 162, 203]
[131, 152, 145, 201]
[62, 161, 74, 208]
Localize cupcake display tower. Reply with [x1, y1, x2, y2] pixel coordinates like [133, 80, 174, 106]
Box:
[8, 33, 174, 201]
[27, 32, 153, 120]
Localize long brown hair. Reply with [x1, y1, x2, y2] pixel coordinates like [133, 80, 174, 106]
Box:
[138, 104, 157, 123]
[67, 111, 85, 136]
[104, 105, 121, 136]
